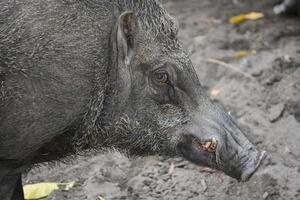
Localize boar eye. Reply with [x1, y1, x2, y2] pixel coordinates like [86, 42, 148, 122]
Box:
[154, 70, 169, 84]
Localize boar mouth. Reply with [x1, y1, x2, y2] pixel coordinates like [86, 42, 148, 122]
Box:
[192, 137, 218, 153]
[178, 135, 219, 169]
[178, 135, 266, 182]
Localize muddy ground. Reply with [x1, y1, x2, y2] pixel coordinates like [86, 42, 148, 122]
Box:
[24, 0, 300, 199]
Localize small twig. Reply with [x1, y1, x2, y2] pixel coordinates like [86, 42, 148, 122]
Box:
[198, 166, 216, 173]
[206, 58, 254, 80]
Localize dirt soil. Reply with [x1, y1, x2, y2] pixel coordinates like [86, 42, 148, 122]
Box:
[24, 0, 300, 199]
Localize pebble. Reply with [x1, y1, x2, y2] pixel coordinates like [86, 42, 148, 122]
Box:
[268, 103, 285, 122]
[263, 192, 269, 199]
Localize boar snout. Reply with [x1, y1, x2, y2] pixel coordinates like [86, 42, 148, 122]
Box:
[177, 108, 266, 181]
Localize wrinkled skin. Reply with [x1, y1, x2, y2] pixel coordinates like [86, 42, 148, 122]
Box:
[0, 0, 265, 199]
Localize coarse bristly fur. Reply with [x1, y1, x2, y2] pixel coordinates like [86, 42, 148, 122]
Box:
[1, 1, 264, 199]
[55, 0, 184, 159]
[0, 0, 184, 165]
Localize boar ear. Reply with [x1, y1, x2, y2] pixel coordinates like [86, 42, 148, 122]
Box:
[117, 11, 138, 66]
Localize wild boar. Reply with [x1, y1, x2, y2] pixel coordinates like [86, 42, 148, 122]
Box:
[0, 0, 266, 199]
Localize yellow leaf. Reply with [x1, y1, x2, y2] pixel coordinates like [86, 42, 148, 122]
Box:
[229, 12, 264, 24]
[210, 88, 222, 97]
[235, 50, 249, 59]
[235, 50, 257, 59]
[244, 12, 264, 20]
[229, 15, 246, 24]
[23, 181, 75, 200]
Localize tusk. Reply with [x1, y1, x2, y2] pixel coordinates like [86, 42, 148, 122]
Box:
[201, 137, 218, 153]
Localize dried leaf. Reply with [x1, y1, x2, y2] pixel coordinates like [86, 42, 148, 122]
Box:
[235, 50, 257, 59]
[23, 181, 75, 200]
[235, 50, 249, 59]
[210, 88, 222, 97]
[229, 12, 264, 24]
